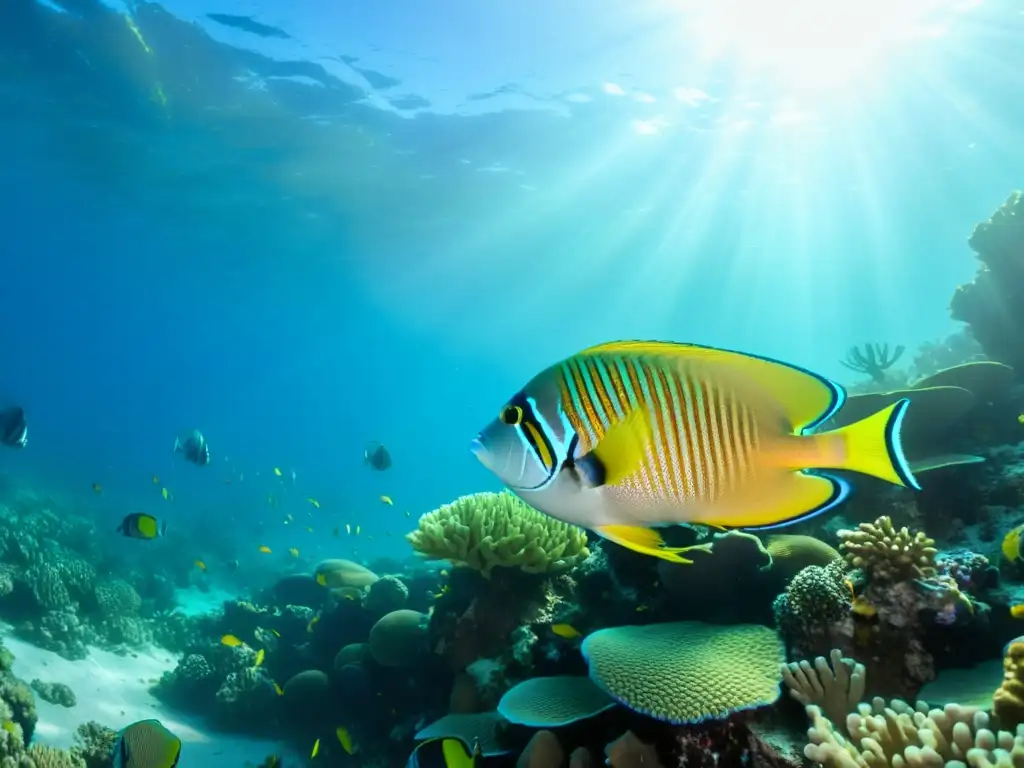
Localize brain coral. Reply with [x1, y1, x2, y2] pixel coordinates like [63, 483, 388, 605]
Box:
[581, 621, 784, 724]
[368, 610, 429, 667]
[497, 676, 615, 727]
[406, 491, 589, 577]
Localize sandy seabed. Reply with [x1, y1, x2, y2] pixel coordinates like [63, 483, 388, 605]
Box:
[3, 631, 301, 767]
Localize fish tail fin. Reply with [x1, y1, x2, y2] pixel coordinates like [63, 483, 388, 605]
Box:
[817, 399, 919, 489]
[596, 524, 713, 564]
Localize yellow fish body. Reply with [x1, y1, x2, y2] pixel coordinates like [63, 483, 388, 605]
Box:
[289, 547, 299, 558]
[336, 726, 354, 755]
[1004, 524, 1024, 563]
[473, 341, 920, 563]
[254, 649, 265, 667]
[220, 634, 243, 647]
[550, 623, 581, 639]
[1012, 604, 1024, 619]
[311, 739, 319, 758]
[379, 495, 393, 505]
[258, 545, 272, 554]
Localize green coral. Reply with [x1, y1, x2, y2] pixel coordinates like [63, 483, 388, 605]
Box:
[72, 722, 117, 768]
[497, 676, 614, 727]
[581, 621, 784, 724]
[30, 680, 76, 707]
[407, 491, 590, 577]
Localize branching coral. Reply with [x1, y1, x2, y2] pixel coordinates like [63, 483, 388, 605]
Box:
[407, 491, 589, 577]
[782, 649, 866, 734]
[840, 344, 906, 384]
[838, 517, 937, 582]
[804, 697, 1023, 768]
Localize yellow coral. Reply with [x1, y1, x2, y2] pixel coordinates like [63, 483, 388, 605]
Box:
[838, 516, 937, 582]
[804, 697, 1023, 768]
[406, 491, 589, 577]
[994, 641, 1024, 731]
[580, 621, 783, 724]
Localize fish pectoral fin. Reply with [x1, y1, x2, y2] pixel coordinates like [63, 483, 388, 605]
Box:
[577, 409, 653, 487]
[709, 471, 850, 531]
[596, 524, 713, 564]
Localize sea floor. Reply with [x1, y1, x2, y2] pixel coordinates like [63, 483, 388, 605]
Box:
[2, 630, 300, 767]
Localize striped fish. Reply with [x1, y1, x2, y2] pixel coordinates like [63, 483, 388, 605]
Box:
[471, 340, 919, 563]
[112, 720, 181, 768]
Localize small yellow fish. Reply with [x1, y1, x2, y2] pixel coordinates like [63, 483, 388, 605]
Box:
[152, 475, 159, 484]
[254, 649, 265, 667]
[1004, 524, 1024, 563]
[1012, 605, 1024, 619]
[311, 739, 320, 759]
[220, 634, 243, 647]
[308, 497, 320, 509]
[305, 526, 314, 533]
[289, 547, 299, 558]
[380, 495, 393, 506]
[273, 682, 284, 696]
[345, 523, 351, 535]
[1018, 414, 1024, 425]
[336, 727, 354, 755]
[270, 629, 280, 637]
[316, 573, 327, 587]
[194, 560, 206, 571]
[636, 605, 650, 613]
[92, 482, 102, 494]
[432, 584, 450, 599]
[307, 615, 320, 633]
[273, 467, 282, 477]
[440, 569, 449, 576]
[550, 623, 582, 639]
[258, 545, 272, 554]
[161, 487, 170, 501]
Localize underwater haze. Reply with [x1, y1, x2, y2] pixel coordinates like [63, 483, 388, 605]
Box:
[5, 0, 1024, 766]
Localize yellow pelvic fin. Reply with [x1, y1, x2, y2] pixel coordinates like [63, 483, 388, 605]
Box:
[586, 408, 653, 486]
[816, 399, 919, 489]
[441, 739, 475, 768]
[596, 524, 713, 564]
[580, 340, 841, 432]
[696, 472, 847, 530]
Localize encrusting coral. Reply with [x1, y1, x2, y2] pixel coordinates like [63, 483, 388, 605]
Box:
[407, 491, 590, 577]
[838, 516, 938, 582]
[804, 697, 1024, 768]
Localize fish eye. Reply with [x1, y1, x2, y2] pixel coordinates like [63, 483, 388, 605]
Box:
[500, 405, 524, 425]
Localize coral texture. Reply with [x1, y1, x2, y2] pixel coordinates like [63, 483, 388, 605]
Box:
[497, 676, 614, 727]
[408, 492, 590, 577]
[838, 516, 937, 582]
[581, 621, 784, 723]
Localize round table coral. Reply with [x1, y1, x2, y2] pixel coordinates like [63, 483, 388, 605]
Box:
[581, 621, 784, 724]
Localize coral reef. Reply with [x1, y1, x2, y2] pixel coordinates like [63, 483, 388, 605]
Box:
[581, 621, 784, 723]
[994, 637, 1024, 731]
[30, 680, 76, 707]
[407, 491, 589, 577]
[497, 676, 613, 727]
[950, 190, 1024, 373]
[838, 516, 938, 582]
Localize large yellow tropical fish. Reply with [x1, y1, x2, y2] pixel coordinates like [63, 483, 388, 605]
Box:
[471, 341, 919, 563]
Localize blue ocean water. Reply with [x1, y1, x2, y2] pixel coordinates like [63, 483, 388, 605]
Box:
[0, 0, 1022, 569]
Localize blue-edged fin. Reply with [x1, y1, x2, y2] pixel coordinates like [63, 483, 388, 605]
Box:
[580, 340, 844, 432]
[910, 454, 985, 474]
[596, 524, 713, 564]
[576, 409, 653, 487]
[819, 399, 920, 489]
[712, 472, 851, 531]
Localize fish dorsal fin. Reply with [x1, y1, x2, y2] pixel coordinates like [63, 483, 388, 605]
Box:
[580, 340, 844, 433]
